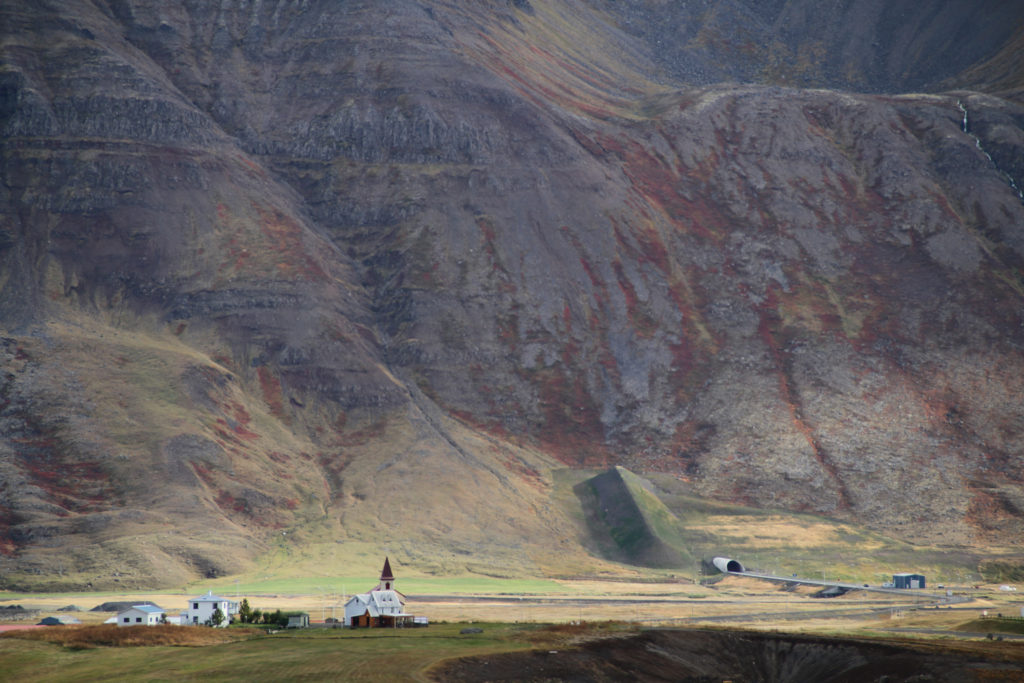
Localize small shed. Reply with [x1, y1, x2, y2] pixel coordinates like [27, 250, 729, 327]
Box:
[893, 573, 926, 589]
[287, 613, 310, 628]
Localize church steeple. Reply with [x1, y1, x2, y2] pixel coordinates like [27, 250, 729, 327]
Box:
[380, 556, 394, 591]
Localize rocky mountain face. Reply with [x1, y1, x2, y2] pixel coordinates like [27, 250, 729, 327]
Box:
[2, 0, 1023, 589]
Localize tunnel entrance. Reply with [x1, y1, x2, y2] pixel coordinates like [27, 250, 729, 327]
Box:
[712, 557, 746, 574]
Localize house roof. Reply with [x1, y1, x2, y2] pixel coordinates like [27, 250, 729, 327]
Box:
[346, 589, 405, 617]
[121, 605, 165, 614]
[190, 591, 230, 602]
[368, 590, 403, 609]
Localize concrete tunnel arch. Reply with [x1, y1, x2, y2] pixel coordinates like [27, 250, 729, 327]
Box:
[712, 557, 745, 574]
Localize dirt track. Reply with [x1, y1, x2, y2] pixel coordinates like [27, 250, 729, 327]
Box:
[431, 628, 1024, 682]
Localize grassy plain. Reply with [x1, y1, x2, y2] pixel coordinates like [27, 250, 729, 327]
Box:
[5, 573, 1022, 628]
[5, 572, 1024, 682]
[0, 622, 546, 682]
[4, 607, 1024, 682]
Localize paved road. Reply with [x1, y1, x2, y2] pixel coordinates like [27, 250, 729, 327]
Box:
[412, 595, 736, 605]
[729, 570, 971, 604]
[659, 605, 919, 625]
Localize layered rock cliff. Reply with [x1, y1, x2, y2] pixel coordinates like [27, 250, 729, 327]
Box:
[1, 0, 1023, 588]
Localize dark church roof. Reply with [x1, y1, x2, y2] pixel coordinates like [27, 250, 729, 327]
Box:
[380, 556, 394, 581]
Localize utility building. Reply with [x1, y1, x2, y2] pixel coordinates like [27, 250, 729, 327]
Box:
[893, 573, 925, 589]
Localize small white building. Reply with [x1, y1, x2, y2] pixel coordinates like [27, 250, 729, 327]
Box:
[185, 591, 238, 627]
[287, 613, 310, 628]
[117, 605, 165, 627]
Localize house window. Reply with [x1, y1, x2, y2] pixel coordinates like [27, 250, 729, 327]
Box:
[193, 603, 199, 609]
[136, 617, 142, 622]
[123, 617, 130, 623]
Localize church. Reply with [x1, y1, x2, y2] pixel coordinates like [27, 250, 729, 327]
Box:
[343, 557, 416, 627]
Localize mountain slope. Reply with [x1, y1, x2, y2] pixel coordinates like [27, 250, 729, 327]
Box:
[1, 0, 1023, 588]
[595, 0, 1024, 94]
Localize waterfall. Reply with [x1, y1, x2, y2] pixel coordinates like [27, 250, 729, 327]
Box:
[957, 99, 1024, 203]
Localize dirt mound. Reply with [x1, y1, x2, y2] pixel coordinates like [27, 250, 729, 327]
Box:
[0, 605, 39, 621]
[575, 467, 691, 568]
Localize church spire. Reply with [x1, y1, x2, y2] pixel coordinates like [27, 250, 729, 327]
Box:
[380, 556, 394, 590]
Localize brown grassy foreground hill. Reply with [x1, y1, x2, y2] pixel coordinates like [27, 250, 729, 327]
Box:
[1, 0, 1024, 589]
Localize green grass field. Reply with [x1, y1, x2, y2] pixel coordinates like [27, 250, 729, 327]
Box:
[957, 618, 1024, 635]
[193, 576, 571, 598]
[0, 623, 546, 682]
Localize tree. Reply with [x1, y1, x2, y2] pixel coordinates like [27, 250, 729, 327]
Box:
[211, 606, 225, 627]
[251, 608, 263, 624]
[238, 598, 253, 624]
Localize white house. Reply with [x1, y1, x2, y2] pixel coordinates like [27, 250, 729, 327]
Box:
[117, 604, 165, 627]
[185, 591, 238, 627]
[343, 557, 414, 628]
